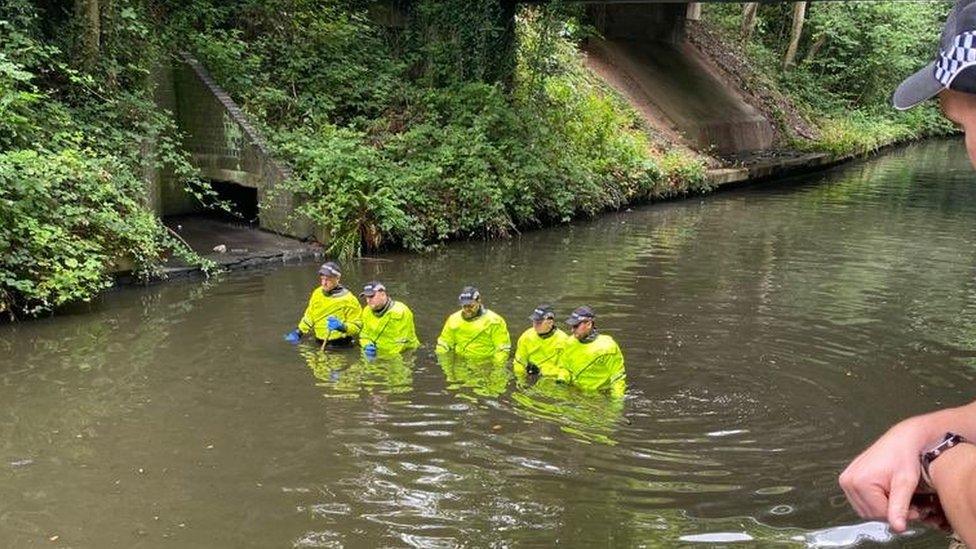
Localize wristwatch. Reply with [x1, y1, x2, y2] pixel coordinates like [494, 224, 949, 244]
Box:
[920, 432, 967, 485]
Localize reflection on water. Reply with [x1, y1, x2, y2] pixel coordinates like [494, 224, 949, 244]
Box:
[301, 347, 415, 397]
[2, 139, 976, 546]
[512, 376, 624, 445]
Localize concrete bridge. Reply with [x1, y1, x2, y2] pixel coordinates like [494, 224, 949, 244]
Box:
[148, 0, 870, 241]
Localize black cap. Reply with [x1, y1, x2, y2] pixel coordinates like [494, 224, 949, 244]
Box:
[529, 304, 555, 322]
[566, 306, 595, 327]
[318, 261, 341, 277]
[360, 281, 387, 297]
[458, 286, 481, 305]
[894, 0, 976, 110]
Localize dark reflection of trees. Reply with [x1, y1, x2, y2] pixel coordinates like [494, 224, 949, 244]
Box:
[0, 278, 219, 457]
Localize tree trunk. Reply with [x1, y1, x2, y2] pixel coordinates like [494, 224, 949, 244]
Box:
[804, 33, 827, 64]
[741, 2, 759, 41]
[686, 2, 701, 22]
[76, 0, 100, 71]
[783, 2, 807, 69]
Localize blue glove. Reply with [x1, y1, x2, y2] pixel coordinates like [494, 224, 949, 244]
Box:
[364, 343, 378, 359]
[284, 329, 302, 344]
[326, 316, 346, 332]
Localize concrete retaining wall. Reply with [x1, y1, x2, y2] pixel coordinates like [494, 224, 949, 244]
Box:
[148, 53, 317, 240]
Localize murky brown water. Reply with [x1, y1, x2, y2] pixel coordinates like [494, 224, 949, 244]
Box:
[3, 139, 976, 547]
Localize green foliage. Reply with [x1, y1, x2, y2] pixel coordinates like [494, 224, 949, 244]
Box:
[0, 0, 211, 317]
[0, 148, 193, 316]
[702, 2, 954, 157]
[168, 0, 704, 259]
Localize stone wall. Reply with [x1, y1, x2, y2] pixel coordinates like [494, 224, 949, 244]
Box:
[147, 53, 317, 240]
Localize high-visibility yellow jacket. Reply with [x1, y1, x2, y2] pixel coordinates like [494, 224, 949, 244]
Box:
[359, 299, 420, 356]
[557, 333, 626, 397]
[435, 308, 511, 362]
[297, 286, 361, 342]
[513, 327, 570, 377]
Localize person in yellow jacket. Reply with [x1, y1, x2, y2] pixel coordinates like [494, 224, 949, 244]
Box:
[284, 261, 361, 347]
[556, 306, 626, 397]
[435, 286, 511, 363]
[513, 304, 570, 377]
[358, 281, 420, 358]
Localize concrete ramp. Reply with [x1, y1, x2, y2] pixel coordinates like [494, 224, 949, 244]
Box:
[585, 38, 774, 155]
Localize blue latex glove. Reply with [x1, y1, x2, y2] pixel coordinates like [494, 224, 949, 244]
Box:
[364, 342, 378, 359]
[326, 316, 346, 332]
[284, 329, 302, 344]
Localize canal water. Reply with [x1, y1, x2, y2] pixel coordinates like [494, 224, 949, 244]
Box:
[3, 139, 976, 547]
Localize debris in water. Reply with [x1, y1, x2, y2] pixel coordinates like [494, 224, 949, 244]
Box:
[49, 535, 59, 542]
[212, 244, 227, 253]
[9, 458, 33, 468]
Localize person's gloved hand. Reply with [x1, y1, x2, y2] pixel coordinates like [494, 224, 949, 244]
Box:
[364, 343, 378, 359]
[284, 329, 302, 344]
[326, 316, 346, 332]
[526, 362, 540, 376]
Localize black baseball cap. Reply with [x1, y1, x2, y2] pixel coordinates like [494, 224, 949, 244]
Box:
[318, 261, 341, 277]
[894, 0, 976, 110]
[360, 281, 386, 297]
[458, 286, 481, 305]
[566, 306, 595, 327]
[529, 304, 555, 322]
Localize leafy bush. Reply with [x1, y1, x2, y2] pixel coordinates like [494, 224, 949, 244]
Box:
[702, 2, 954, 156]
[0, 148, 183, 316]
[169, 0, 704, 258]
[0, 0, 209, 317]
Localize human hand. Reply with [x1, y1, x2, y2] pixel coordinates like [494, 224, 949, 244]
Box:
[326, 316, 346, 332]
[364, 343, 377, 359]
[284, 329, 302, 344]
[839, 421, 931, 532]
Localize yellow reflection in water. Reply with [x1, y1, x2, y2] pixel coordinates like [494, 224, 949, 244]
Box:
[511, 375, 625, 446]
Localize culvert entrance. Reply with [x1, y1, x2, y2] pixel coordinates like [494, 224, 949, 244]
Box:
[206, 180, 260, 226]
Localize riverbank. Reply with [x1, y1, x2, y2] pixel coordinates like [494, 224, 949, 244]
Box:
[0, 1, 957, 318]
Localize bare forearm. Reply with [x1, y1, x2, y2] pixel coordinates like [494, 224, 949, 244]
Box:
[930, 443, 976, 546]
[899, 401, 976, 449]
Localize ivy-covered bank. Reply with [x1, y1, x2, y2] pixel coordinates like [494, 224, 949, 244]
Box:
[172, 0, 708, 259]
[699, 2, 954, 156]
[0, 0, 211, 319]
[0, 1, 961, 318]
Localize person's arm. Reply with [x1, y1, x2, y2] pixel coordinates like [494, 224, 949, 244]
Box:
[401, 308, 420, 350]
[436, 317, 455, 354]
[298, 291, 317, 335]
[493, 319, 511, 352]
[839, 400, 976, 532]
[929, 442, 976, 545]
[343, 300, 361, 338]
[491, 320, 511, 365]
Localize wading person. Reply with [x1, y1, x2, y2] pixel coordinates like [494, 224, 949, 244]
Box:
[435, 286, 510, 363]
[284, 261, 361, 348]
[358, 281, 420, 359]
[513, 304, 569, 377]
[556, 307, 625, 398]
[841, 1, 976, 543]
